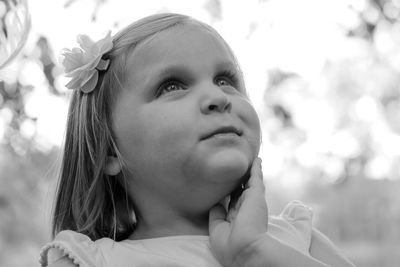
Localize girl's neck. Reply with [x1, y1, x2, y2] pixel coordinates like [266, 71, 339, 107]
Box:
[126, 177, 233, 240]
[126, 180, 231, 240]
[129, 211, 209, 240]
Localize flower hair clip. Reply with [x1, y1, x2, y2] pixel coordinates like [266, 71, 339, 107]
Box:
[60, 31, 113, 93]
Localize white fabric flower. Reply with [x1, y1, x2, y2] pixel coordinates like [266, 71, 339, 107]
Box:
[60, 31, 112, 93]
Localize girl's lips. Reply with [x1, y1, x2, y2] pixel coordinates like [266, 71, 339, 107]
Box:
[201, 126, 243, 140]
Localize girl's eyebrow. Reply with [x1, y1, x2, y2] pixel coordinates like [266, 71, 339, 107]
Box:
[140, 65, 191, 95]
[153, 60, 238, 79]
[215, 61, 239, 72]
[154, 65, 192, 80]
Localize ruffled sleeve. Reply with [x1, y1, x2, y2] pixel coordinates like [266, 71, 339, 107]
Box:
[39, 230, 103, 267]
[268, 200, 313, 255]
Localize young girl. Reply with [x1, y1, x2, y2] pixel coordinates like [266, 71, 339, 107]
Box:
[40, 13, 355, 267]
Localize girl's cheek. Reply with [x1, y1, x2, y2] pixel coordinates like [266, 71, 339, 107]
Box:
[240, 100, 261, 152]
[250, 105, 262, 149]
[248, 101, 261, 130]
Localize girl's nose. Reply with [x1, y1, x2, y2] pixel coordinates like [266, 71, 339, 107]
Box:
[200, 88, 232, 114]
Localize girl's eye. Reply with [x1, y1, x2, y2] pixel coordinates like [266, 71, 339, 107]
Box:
[215, 70, 240, 90]
[216, 78, 231, 87]
[156, 80, 186, 97]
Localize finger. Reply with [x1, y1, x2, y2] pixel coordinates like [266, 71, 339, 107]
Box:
[232, 158, 268, 232]
[230, 157, 262, 213]
[218, 195, 231, 214]
[227, 201, 240, 223]
[229, 184, 244, 211]
[247, 157, 264, 189]
[209, 204, 228, 231]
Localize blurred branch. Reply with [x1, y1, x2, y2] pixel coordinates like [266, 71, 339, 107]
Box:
[64, 0, 107, 21]
[371, 0, 400, 23]
[0, 0, 31, 70]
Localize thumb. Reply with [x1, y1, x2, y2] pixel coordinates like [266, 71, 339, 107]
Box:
[209, 204, 227, 232]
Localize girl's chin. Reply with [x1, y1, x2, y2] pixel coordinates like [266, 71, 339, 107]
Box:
[199, 153, 252, 183]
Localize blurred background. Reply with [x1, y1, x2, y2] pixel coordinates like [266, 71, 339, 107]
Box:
[1, 0, 400, 266]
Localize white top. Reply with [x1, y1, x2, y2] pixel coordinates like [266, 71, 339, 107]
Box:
[40, 201, 313, 267]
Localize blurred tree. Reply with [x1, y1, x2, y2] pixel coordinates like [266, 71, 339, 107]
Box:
[0, 0, 399, 266]
[64, 0, 107, 21]
[0, 0, 30, 69]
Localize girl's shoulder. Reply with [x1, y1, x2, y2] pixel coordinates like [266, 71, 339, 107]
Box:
[40, 230, 223, 267]
[47, 256, 76, 267]
[39, 230, 106, 267]
[268, 200, 314, 255]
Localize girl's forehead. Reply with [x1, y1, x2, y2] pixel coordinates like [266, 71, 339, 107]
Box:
[141, 22, 225, 49]
[119, 22, 243, 96]
[128, 23, 237, 68]
[121, 23, 242, 95]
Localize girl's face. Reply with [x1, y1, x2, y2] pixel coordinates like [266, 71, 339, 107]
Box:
[112, 23, 261, 210]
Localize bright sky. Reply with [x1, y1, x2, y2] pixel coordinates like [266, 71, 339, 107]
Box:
[3, 0, 398, 182]
[23, 0, 350, 140]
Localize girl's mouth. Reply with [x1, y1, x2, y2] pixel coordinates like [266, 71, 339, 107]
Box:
[201, 126, 242, 140]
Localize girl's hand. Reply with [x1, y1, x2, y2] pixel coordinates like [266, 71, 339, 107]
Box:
[209, 157, 268, 266]
[209, 158, 329, 267]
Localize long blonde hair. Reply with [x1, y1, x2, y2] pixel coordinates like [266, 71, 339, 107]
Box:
[52, 13, 240, 241]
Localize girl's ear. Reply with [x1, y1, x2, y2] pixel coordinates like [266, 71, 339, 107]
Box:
[105, 156, 122, 176]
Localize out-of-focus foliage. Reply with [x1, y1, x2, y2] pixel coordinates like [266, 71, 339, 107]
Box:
[0, 146, 58, 266]
[1, 0, 400, 266]
[0, 0, 30, 69]
[259, 1, 400, 266]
